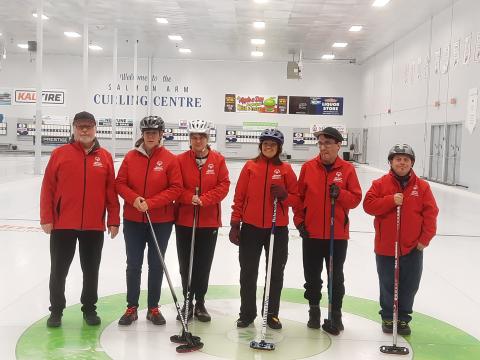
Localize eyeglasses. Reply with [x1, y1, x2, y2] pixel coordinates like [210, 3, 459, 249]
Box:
[318, 141, 337, 147]
[75, 124, 95, 130]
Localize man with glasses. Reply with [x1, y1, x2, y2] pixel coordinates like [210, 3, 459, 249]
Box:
[294, 127, 362, 331]
[40, 111, 120, 328]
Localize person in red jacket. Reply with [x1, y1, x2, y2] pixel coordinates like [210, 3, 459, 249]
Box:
[40, 111, 120, 328]
[294, 127, 362, 331]
[229, 129, 299, 330]
[175, 119, 230, 322]
[363, 144, 438, 336]
[115, 116, 183, 326]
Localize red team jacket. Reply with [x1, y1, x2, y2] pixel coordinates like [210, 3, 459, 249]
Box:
[294, 155, 362, 240]
[115, 145, 183, 223]
[40, 140, 120, 231]
[175, 149, 230, 228]
[231, 157, 299, 228]
[363, 170, 439, 256]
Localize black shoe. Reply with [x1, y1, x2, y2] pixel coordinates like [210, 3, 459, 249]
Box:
[307, 305, 321, 329]
[382, 319, 393, 334]
[398, 321, 411, 336]
[267, 315, 282, 330]
[332, 311, 344, 331]
[118, 306, 138, 326]
[236, 318, 253, 328]
[176, 302, 193, 322]
[47, 312, 62, 328]
[194, 302, 211, 322]
[146, 307, 166, 325]
[83, 311, 101, 326]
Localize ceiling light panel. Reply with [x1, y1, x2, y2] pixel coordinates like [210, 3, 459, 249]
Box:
[89, 44, 103, 51]
[156, 18, 168, 24]
[251, 38, 265, 45]
[179, 48, 191, 53]
[32, 13, 49, 20]
[168, 35, 183, 41]
[64, 31, 81, 38]
[332, 42, 348, 48]
[372, 0, 391, 7]
[349, 25, 363, 32]
[251, 50, 263, 57]
[17, 44, 28, 49]
[253, 21, 265, 29]
[322, 54, 335, 60]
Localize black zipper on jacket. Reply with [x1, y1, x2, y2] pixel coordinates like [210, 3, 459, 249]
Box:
[323, 170, 328, 239]
[142, 156, 152, 222]
[262, 160, 270, 228]
[394, 177, 405, 256]
[80, 155, 87, 230]
[197, 161, 203, 227]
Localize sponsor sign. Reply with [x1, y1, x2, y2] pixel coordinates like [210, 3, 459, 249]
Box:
[41, 136, 70, 145]
[233, 95, 288, 113]
[0, 89, 12, 106]
[289, 96, 343, 115]
[14, 89, 65, 106]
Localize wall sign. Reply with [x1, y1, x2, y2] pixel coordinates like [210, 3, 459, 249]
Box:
[289, 96, 344, 116]
[14, 89, 65, 106]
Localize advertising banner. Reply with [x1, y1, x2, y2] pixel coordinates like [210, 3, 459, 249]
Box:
[14, 89, 65, 106]
[289, 96, 343, 115]
[228, 94, 288, 113]
[0, 89, 12, 106]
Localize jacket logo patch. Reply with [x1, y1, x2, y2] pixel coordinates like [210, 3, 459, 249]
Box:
[411, 184, 419, 197]
[333, 171, 343, 183]
[153, 160, 164, 172]
[272, 168, 282, 180]
[93, 156, 103, 167]
[206, 163, 215, 175]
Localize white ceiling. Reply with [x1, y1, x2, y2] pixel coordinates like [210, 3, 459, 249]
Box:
[0, 0, 455, 63]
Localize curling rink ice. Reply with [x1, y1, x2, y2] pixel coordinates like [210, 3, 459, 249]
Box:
[1, 155, 479, 359]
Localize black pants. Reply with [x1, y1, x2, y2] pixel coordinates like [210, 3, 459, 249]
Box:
[302, 238, 348, 311]
[376, 248, 423, 322]
[49, 229, 104, 314]
[175, 225, 218, 303]
[239, 223, 289, 321]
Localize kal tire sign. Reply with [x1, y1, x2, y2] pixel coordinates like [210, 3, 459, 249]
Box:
[15, 89, 65, 106]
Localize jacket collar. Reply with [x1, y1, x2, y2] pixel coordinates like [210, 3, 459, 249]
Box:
[135, 143, 162, 158]
[70, 137, 100, 155]
[316, 154, 342, 170]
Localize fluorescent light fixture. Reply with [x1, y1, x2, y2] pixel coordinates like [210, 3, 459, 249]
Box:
[251, 38, 265, 45]
[251, 50, 263, 57]
[0, 33, 3, 36]
[17, 43, 28, 49]
[168, 35, 183, 41]
[322, 54, 335, 60]
[179, 48, 191, 54]
[89, 44, 103, 51]
[332, 42, 348, 48]
[32, 13, 49, 20]
[64, 31, 81, 38]
[372, 0, 391, 7]
[253, 21, 265, 29]
[349, 25, 363, 32]
[156, 18, 168, 24]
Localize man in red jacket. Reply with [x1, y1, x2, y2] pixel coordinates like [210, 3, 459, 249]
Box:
[363, 144, 438, 336]
[175, 119, 230, 322]
[294, 127, 362, 331]
[40, 111, 120, 328]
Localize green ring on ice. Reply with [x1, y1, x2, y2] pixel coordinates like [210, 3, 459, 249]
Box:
[16, 285, 480, 359]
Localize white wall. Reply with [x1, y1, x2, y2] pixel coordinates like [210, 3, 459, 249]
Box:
[360, 0, 480, 192]
[0, 55, 361, 160]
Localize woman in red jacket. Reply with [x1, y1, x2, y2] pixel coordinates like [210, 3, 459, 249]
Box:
[175, 119, 230, 322]
[229, 129, 298, 330]
[363, 144, 438, 336]
[115, 116, 183, 326]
